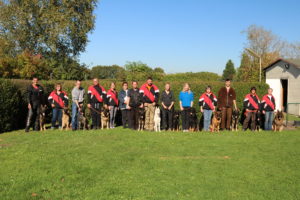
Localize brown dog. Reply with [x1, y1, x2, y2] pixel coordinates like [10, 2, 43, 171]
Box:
[101, 107, 110, 129]
[61, 108, 71, 130]
[39, 105, 47, 131]
[273, 110, 284, 132]
[210, 111, 222, 132]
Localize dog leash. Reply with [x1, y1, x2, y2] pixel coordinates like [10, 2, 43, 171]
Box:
[89, 106, 102, 115]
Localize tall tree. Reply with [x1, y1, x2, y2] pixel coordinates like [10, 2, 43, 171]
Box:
[222, 59, 236, 80]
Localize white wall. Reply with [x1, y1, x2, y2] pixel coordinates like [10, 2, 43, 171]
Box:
[266, 79, 282, 111]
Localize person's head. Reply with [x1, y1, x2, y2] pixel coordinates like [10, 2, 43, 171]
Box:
[110, 82, 116, 90]
[250, 86, 256, 94]
[165, 83, 170, 91]
[32, 77, 38, 85]
[122, 82, 128, 90]
[132, 81, 138, 89]
[183, 83, 190, 92]
[55, 83, 62, 92]
[147, 77, 153, 85]
[75, 80, 81, 88]
[93, 78, 99, 86]
[206, 86, 212, 93]
[268, 88, 273, 95]
[225, 79, 231, 87]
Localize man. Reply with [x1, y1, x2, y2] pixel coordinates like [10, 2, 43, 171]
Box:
[118, 82, 130, 128]
[87, 78, 108, 129]
[71, 80, 85, 130]
[217, 79, 237, 131]
[128, 81, 143, 130]
[242, 87, 260, 131]
[140, 77, 160, 131]
[25, 77, 45, 132]
[261, 88, 276, 131]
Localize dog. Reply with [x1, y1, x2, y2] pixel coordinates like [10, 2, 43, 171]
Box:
[189, 107, 198, 132]
[255, 111, 264, 131]
[154, 106, 161, 132]
[210, 110, 222, 132]
[137, 107, 146, 131]
[101, 107, 110, 129]
[39, 104, 47, 131]
[172, 110, 180, 131]
[273, 110, 284, 132]
[231, 109, 240, 131]
[78, 110, 89, 130]
[61, 108, 71, 130]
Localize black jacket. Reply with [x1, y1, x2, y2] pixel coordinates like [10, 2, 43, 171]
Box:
[161, 90, 175, 107]
[27, 84, 44, 105]
[128, 88, 143, 107]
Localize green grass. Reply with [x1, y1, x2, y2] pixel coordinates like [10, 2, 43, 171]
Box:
[286, 113, 300, 121]
[1, 129, 300, 200]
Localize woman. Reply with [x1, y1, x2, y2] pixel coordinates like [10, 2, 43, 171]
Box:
[107, 82, 118, 128]
[179, 83, 194, 132]
[199, 86, 217, 131]
[48, 83, 69, 129]
[161, 83, 175, 130]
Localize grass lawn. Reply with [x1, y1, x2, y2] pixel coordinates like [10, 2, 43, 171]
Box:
[1, 129, 300, 200]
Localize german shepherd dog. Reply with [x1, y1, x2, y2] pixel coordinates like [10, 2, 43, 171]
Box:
[189, 107, 198, 132]
[231, 109, 240, 131]
[101, 107, 110, 129]
[210, 110, 222, 132]
[78, 110, 89, 130]
[137, 107, 146, 131]
[255, 111, 264, 131]
[61, 108, 71, 130]
[273, 110, 284, 132]
[39, 104, 47, 131]
[172, 110, 180, 131]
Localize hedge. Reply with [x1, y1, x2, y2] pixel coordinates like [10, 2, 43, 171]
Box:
[1, 79, 269, 133]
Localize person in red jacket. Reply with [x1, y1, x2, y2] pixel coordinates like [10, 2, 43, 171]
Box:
[107, 82, 118, 128]
[242, 87, 260, 131]
[48, 83, 69, 129]
[87, 78, 108, 129]
[261, 88, 276, 130]
[199, 86, 217, 131]
[139, 77, 160, 131]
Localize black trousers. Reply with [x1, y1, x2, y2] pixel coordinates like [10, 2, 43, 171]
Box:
[181, 107, 190, 130]
[129, 107, 139, 130]
[162, 108, 173, 130]
[26, 103, 41, 131]
[121, 109, 130, 128]
[91, 103, 102, 129]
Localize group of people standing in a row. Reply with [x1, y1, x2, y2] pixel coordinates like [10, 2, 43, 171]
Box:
[25, 77, 276, 132]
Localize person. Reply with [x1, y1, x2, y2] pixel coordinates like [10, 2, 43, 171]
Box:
[199, 86, 217, 131]
[217, 79, 237, 131]
[160, 83, 175, 131]
[25, 77, 45, 132]
[48, 83, 69, 129]
[71, 80, 85, 131]
[261, 88, 276, 130]
[242, 87, 260, 131]
[140, 77, 160, 131]
[128, 81, 143, 130]
[118, 82, 130, 128]
[179, 83, 194, 132]
[107, 82, 118, 128]
[87, 78, 108, 129]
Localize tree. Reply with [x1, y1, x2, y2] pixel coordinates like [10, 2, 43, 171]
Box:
[90, 65, 126, 80]
[222, 60, 236, 80]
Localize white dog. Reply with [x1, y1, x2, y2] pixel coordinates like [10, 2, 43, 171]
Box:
[153, 107, 161, 132]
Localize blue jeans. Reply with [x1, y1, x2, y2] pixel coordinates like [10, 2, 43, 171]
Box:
[52, 108, 63, 128]
[203, 109, 213, 131]
[71, 102, 79, 130]
[264, 111, 274, 130]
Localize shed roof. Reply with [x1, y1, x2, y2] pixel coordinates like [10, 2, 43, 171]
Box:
[264, 58, 300, 71]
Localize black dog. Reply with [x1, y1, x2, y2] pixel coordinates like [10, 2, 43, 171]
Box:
[137, 107, 146, 131]
[255, 111, 264, 131]
[172, 110, 180, 131]
[189, 107, 198, 132]
[231, 109, 240, 131]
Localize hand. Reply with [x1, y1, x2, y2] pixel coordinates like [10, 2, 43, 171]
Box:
[139, 104, 143, 108]
[127, 106, 131, 110]
[104, 104, 108, 109]
[152, 102, 156, 106]
[163, 105, 167, 109]
[262, 110, 265, 114]
[28, 104, 31, 110]
[180, 106, 184, 111]
[213, 109, 216, 113]
[87, 104, 91, 108]
[168, 106, 172, 110]
[200, 108, 203, 113]
[51, 104, 55, 108]
[246, 109, 249, 112]
[144, 103, 148, 107]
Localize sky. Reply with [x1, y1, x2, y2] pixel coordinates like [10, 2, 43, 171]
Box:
[79, 0, 300, 74]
